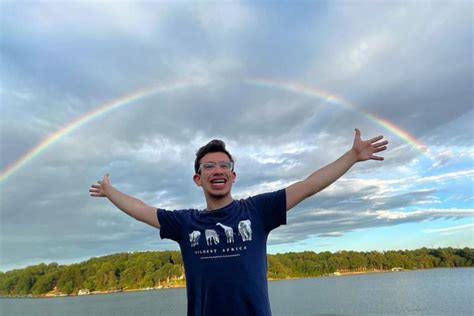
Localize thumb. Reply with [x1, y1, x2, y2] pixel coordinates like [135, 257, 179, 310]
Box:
[354, 128, 361, 139]
[103, 173, 110, 184]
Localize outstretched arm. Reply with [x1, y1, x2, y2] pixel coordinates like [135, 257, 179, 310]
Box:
[89, 174, 160, 229]
[285, 128, 388, 211]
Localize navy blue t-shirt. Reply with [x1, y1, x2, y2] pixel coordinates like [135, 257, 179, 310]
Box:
[157, 189, 287, 316]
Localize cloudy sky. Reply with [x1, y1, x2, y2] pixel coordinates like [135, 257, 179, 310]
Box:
[0, 1, 472, 272]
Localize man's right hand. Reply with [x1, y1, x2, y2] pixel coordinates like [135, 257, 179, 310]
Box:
[88, 173, 160, 228]
[89, 173, 110, 197]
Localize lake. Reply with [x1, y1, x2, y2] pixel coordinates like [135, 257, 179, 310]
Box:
[1, 268, 473, 315]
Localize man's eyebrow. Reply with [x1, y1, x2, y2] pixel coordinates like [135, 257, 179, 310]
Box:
[202, 160, 229, 163]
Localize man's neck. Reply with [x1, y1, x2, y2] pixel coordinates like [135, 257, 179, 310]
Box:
[205, 194, 234, 211]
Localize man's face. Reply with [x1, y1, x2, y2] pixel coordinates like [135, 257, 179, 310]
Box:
[193, 152, 236, 199]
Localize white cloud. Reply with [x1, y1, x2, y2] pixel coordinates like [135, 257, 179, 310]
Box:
[195, 1, 256, 34]
[424, 223, 474, 235]
[417, 169, 474, 184]
[374, 208, 474, 220]
[9, 2, 168, 38]
[337, 33, 394, 77]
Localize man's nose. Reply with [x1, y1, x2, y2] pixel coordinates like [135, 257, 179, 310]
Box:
[212, 165, 226, 173]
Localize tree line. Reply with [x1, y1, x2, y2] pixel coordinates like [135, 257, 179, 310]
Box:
[1, 247, 472, 297]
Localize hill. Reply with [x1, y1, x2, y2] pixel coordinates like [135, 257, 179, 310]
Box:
[1, 247, 472, 297]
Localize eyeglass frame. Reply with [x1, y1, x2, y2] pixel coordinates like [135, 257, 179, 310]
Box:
[198, 160, 234, 174]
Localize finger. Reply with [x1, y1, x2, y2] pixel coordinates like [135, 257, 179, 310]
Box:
[369, 135, 384, 143]
[373, 146, 387, 153]
[373, 140, 388, 148]
[371, 155, 384, 161]
[90, 184, 101, 189]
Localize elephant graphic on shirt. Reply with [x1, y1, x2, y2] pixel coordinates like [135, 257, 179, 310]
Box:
[238, 220, 252, 241]
[205, 229, 220, 245]
[189, 230, 201, 247]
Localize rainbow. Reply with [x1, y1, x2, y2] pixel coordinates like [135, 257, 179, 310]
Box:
[0, 78, 428, 183]
[0, 79, 206, 182]
[244, 78, 429, 154]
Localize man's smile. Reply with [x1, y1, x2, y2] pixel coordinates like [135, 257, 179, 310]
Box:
[209, 177, 228, 189]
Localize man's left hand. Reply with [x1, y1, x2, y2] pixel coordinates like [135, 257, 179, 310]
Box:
[352, 128, 388, 162]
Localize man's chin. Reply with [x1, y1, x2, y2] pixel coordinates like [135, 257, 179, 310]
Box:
[207, 190, 231, 199]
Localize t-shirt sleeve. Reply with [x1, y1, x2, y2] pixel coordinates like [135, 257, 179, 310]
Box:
[157, 208, 186, 242]
[250, 188, 287, 233]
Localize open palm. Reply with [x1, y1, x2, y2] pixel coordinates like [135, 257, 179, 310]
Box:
[89, 173, 110, 197]
[352, 128, 388, 161]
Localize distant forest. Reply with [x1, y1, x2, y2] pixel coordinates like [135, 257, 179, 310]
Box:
[1, 247, 472, 297]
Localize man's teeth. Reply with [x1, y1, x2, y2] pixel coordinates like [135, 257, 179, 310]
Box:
[211, 180, 226, 184]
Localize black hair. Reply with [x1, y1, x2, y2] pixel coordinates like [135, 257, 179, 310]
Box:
[194, 139, 234, 174]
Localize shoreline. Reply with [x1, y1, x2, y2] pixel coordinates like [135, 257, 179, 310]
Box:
[268, 268, 391, 281]
[2, 267, 454, 299]
[1, 283, 187, 299]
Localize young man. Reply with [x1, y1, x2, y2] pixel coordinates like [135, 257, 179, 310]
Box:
[89, 128, 388, 316]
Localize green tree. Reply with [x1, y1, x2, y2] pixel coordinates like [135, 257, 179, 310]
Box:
[96, 262, 117, 290]
[31, 271, 58, 295]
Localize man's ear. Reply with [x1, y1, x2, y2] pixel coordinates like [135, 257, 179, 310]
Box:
[232, 171, 237, 183]
[193, 174, 202, 187]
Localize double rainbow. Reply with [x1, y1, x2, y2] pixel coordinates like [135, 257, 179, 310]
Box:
[0, 78, 428, 183]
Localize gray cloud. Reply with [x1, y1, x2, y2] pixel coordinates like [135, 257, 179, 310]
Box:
[270, 207, 474, 245]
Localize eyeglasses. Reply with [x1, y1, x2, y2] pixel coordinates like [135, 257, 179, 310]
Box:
[198, 161, 234, 173]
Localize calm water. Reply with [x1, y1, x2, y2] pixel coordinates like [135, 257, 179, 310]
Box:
[1, 268, 473, 315]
